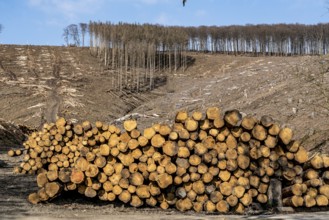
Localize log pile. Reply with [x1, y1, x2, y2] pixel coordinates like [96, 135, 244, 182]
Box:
[282, 154, 329, 208]
[12, 107, 329, 213]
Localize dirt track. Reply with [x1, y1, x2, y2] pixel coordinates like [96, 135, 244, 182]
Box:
[1, 45, 329, 219]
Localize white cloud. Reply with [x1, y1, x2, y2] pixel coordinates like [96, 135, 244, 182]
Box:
[28, 0, 104, 20]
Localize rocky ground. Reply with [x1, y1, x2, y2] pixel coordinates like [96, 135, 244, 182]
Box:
[0, 45, 329, 219]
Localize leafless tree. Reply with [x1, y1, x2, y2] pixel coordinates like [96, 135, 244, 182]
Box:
[79, 23, 88, 47]
[68, 24, 80, 46]
[62, 27, 69, 46]
[63, 24, 81, 46]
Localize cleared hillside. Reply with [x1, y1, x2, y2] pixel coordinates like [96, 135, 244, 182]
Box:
[0, 45, 160, 129]
[0, 45, 328, 152]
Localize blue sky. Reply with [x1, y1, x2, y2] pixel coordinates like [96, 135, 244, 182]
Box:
[0, 0, 328, 46]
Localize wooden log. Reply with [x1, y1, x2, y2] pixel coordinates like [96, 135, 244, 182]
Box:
[37, 173, 48, 188]
[240, 193, 252, 206]
[234, 202, 245, 214]
[219, 170, 231, 182]
[213, 118, 225, 129]
[206, 107, 221, 120]
[304, 179, 322, 188]
[130, 129, 141, 139]
[175, 187, 187, 199]
[264, 135, 277, 148]
[85, 164, 99, 178]
[224, 110, 242, 126]
[282, 184, 304, 197]
[241, 115, 257, 130]
[316, 195, 329, 206]
[144, 127, 156, 140]
[307, 187, 318, 198]
[219, 182, 233, 196]
[136, 185, 150, 199]
[28, 192, 40, 204]
[226, 195, 238, 207]
[226, 135, 237, 149]
[156, 173, 173, 189]
[130, 172, 144, 186]
[226, 159, 238, 172]
[231, 127, 243, 138]
[209, 191, 223, 203]
[304, 155, 324, 170]
[178, 128, 190, 140]
[123, 119, 137, 132]
[260, 115, 274, 128]
[38, 187, 50, 201]
[70, 168, 85, 184]
[192, 111, 203, 121]
[260, 145, 271, 158]
[323, 155, 329, 168]
[216, 200, 229, 213]
[176, 198, 193, 212]
[282, 167, 296, 181]
[304, 194, 316, 207]
[257, 193, 268, 204]
[319, 185, 329, 199]
[184, 118, 198, 132]
[258, 183, 269, 194]
[304, 169, 319, 180]
[45, 182, 62, 198]
[190, 201, 202, 212]
[151, 134, 165, 148]
[283, 196, 304, 207]
[233, 186, 245, 198]
[130, 195, 143, 207]
[252, 124, 267, 141]
[240, 132, 251, 142]
[162, 141, 178, 157]
[7, 149, 15, 157]
[286, 140, 300, 153]
[250, 175, 260, 188]
[268, 123, 280, 136]
[294, 146, 309, 164]
[176, 110, 188, 123]
[58, 168, 71, 183]
[279, 127, 293, 145]
[73, 124, 83, 136]
[146, 196, 157, 207]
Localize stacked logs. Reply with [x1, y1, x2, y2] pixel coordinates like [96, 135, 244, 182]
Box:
[13, 107, 329, 213]
[7, 149, 23, 157]
[282, 154, 329, 208]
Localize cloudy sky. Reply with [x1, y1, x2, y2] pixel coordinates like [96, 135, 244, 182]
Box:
[0, 0, 328, 45]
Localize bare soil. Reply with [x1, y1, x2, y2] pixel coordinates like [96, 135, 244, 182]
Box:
[0, 45, 329, 219]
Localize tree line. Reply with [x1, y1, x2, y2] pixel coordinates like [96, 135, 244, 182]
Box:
[63, 22, 329, 92]
[85, 22, 329, 56]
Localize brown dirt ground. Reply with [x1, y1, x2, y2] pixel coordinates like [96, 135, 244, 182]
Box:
[0, 45, 329, 219]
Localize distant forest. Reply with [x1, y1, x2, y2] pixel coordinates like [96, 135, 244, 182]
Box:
[64, 22, 329, 91]
[88, 22, 329, 56]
